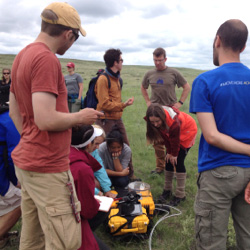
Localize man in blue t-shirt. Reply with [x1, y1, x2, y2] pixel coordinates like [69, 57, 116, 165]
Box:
[190, 19, 250, 250]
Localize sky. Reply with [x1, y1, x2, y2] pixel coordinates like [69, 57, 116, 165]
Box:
[1, 0, 250, 70]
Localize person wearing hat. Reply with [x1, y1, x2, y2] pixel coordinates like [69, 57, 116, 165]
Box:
[9, 2, 103, 250]
[70, 125, 110, 250]
[65, 62, 83, 112]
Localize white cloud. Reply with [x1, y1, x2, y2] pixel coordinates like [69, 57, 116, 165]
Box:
[1, 0, 250, 70]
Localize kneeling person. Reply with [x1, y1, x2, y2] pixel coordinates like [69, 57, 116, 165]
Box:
[70, 125, 110, 250]
[98, 126, 131, 189]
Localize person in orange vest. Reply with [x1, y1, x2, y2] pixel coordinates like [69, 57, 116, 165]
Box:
[145, 103, 197, 206]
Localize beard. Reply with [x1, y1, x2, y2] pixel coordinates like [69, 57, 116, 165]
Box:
[56, 38, 74, 55]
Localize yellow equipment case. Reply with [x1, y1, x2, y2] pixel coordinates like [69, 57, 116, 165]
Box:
[108, 182, 155, 236]
[108, 206, 149, 236]
[111, 190, 155, 219]
[138, 190, 155, 219]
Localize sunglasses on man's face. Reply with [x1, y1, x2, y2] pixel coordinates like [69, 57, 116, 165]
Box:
[71, 30, 79, 41]
[3, 72, 10, 75]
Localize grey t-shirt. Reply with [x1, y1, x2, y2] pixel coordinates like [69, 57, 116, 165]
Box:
[64, 73, 83, 95]
[98, 142, 131, 171]
[142, 67, 187, 106]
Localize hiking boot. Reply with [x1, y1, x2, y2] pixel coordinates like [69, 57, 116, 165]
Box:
[158, 190, 172, 203]
[150, 169, 163, 175]
[168, 196, 186, 206]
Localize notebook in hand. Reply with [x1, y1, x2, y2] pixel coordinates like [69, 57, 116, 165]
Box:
[94, 195, 114, 212]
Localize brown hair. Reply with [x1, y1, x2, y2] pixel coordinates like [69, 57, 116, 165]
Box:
[145, 103, 168, 144]
[104, 48, 122, 68]
[217, 19, 248, 52]
[153, 47, 166, 58]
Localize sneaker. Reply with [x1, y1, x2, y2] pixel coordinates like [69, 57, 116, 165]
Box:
[0, 231, 19, 249]
[150, 169, 163, 175]
[168, 196, 186, 206]
[158, 190, 172, 203]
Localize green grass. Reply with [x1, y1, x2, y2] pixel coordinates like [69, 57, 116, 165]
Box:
[1, 54, 237, 250]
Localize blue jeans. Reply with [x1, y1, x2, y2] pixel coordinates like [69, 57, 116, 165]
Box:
[109, 176, 129, 188]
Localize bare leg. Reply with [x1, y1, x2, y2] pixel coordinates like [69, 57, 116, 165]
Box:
[0, 206, 21, 239]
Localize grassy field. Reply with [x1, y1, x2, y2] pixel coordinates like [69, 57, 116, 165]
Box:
[0, 54, 237, 250]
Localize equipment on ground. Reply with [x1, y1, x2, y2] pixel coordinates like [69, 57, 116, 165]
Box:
[108, 182, 155, 236]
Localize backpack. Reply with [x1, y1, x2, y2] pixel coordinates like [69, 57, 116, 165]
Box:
[82, 71, 123, 109]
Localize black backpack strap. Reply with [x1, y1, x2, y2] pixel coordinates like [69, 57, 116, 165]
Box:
[102, 72, 122, 89]
[119, 77, 123, 89]
[102, 72, 111, 89]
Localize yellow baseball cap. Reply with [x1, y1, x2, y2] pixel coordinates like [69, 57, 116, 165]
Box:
[41, 2, 86, 37]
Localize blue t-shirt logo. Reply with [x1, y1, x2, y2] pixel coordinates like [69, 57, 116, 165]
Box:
[156, 79, 164, 85]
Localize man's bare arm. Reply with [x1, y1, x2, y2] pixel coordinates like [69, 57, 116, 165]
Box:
[141, 85, 151, 107]
[173, 83, 191, 109]
[179, 83, 191, 103]
[32, 92, 103, 131]
[197, 112, 250, 156]
[9, 92, 23, 134]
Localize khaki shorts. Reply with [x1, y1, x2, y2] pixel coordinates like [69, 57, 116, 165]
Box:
[0, 182, 21, 216]
[15, 167, 81, 250]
